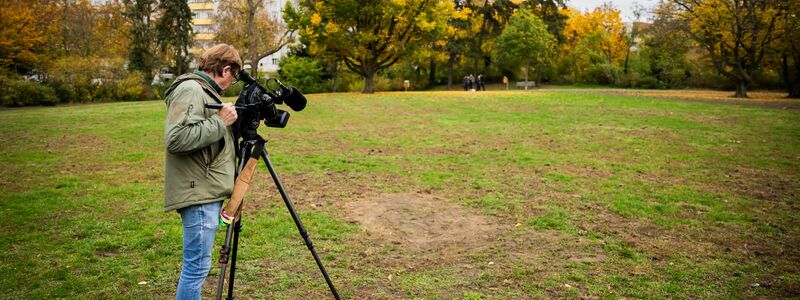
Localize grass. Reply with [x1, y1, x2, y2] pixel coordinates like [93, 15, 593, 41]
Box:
[0, 91, 798, 298]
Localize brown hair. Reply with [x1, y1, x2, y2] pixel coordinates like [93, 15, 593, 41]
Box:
[198, 43, 243, 77]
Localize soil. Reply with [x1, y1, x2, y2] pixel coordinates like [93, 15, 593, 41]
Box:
[342, 193, 502, 254]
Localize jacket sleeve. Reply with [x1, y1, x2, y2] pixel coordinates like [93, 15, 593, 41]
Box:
[164, 85, 227, 155]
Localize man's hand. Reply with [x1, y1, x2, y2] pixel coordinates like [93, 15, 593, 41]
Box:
[218, 103, 238, 126]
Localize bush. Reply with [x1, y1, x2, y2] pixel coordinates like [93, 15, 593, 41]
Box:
[114, 72, 148, 101]
[277, 56, 328, 93]
[151, 78, 175, 100]
[345, 74, 393, 92]
[585, 63, 622, 85]
[1, 78, 58, 106]
[45, 55, 148, 103]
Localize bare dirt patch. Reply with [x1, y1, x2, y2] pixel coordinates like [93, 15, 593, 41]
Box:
[343, 193, 502, 254]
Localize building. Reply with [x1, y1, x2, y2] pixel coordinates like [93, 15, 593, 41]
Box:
[189, 0, 294, 75]
[188, 0, 217, 53]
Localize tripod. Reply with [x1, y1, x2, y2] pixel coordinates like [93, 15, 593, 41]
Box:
[215, 135, 340, 300]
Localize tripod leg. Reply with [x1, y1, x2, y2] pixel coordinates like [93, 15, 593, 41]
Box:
[260, 149, 341, 300]
[216, 143, 253, 300]
[226, 219, 242, 300]
[216, 221, 235, 300]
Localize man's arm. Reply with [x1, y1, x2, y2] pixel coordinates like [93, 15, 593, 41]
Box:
[164, 87, 227, 155]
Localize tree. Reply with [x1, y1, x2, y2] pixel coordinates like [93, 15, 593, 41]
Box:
[562, 5, 627, 65]
[670, 0, 786, 98]
[43, 0, 130, 60]
[0, 0, 53, 73]
[459, 0, 566, 75]
[286, 0, 451, 93]
[443, 2, 480, 89]
[277, 55, 328, 93]
[557, 5, 627, 83]
[495, 9, 555, 89]
[156, 0, 193, 75]
[639, 2, 694, 88]
[93, 0, 131, 59]
[622, 4, 645, 74]
[123, 0, 157, 86]
[778, 1, 800, 98]
[215, 0, 294, 78]
[56, 0, 96, 57]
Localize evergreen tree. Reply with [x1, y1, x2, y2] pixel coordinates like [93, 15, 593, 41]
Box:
[156, 0, 193, 75]
[124, 0, 157, 85]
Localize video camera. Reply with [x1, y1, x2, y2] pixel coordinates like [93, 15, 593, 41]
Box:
[206, 70, 306, 140]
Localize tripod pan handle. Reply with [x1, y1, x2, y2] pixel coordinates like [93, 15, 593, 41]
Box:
[205, 103, 224, 109]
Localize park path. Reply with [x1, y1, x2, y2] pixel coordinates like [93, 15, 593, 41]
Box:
[529, 87, 800, 110]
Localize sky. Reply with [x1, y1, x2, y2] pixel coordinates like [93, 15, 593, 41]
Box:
[566, 0, 661, 22]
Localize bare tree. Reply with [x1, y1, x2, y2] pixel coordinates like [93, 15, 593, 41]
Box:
[215, 0, 295, 77]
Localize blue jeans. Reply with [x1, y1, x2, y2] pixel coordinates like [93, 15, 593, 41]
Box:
[176, 201, 221, 300]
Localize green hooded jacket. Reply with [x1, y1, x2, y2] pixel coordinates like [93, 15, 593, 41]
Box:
[162, 72, 235, 211]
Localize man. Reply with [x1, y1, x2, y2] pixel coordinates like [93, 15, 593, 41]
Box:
[163, 43, 241, 300]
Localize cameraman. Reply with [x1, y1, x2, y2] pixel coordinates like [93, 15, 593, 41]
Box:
[162, 43, 241, 300]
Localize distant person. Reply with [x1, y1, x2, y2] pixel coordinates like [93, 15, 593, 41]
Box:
[163, 43, 241, 300]
[477, 74, 485, 91]
[463, 75, 469, 91]
[468, 74, 475, 91]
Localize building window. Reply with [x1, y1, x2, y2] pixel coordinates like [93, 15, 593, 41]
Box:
[193, 11, 214, 19]
[192, 25, 212, 33]
[272, 58, 279, 65]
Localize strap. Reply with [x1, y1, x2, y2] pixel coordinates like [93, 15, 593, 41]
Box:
[220, 138, 266, 225]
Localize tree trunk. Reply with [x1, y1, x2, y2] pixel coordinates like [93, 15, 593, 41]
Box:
[363, 72, 375, 93]
[247, 0, 258, 78]
[447, 54, 455, 90]
[786, 53, 800, 98]
[524, 64, 530, 91]
[734, 80, 749, 98]
[623, 48, 630, 74]
[792, 60, 800, 98]
[536, 61, 542, 86]
[428, 57, 436, 88]
[330, 61, 339, 93]
[175, 48, 183, 75]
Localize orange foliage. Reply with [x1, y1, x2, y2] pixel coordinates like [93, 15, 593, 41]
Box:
[0, 1, 51, 70]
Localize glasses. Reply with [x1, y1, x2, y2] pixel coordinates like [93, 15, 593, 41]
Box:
[230, 68, 240, 85]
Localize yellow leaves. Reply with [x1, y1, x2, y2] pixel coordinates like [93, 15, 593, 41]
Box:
[452, 7, 472, 20]
[561, 5, 627, 63]
[435, 39, 446, 47]
[471, 20, 483, 33]
[417, 19, 436, 32]
[395, 15, 408, 25]
[391, 0, 406, 6]
[310, 13, 322, 26]
[325, 21, 339, 34]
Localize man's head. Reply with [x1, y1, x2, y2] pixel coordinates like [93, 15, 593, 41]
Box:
[198, 44, 243, 91]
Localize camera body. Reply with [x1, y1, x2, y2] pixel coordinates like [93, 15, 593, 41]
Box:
[231, 70, 306, 140]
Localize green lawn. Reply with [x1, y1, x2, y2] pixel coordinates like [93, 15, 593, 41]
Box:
[1, 91, 798, 299]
